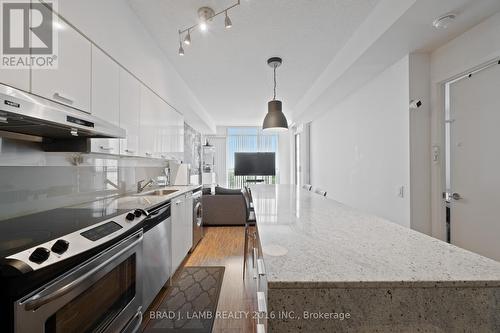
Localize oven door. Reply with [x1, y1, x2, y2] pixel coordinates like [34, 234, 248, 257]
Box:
[15, 231, 143, 333]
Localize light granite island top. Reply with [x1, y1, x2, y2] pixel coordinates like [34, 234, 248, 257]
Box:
[250, 184, 500, 333]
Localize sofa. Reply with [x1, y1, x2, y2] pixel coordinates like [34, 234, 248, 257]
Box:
[202, 187, 249, 226]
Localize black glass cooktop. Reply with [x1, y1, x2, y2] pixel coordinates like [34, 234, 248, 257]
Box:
[0, 206, 129, 258]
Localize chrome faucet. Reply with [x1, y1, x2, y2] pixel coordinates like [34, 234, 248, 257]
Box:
[137, 178, 155, 193]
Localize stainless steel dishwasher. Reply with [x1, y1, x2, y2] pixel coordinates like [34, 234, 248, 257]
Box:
[142, 200, 171, 311]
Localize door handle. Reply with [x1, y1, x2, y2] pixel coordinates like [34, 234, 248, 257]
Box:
[451, 192, 462, 201]
[99, 146, 114, 151]
[24, 232, 143, 311]
[53, 92, 74, 105]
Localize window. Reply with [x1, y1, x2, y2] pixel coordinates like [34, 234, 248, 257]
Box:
[226, 127, 279, 188]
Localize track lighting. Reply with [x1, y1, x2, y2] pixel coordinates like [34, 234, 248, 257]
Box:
[224, 11, 232, 29]
[183, 29, 191, 45]
[177, 1, 240, 55]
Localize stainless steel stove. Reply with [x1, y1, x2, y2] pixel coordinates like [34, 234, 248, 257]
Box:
[0, 204, 150, 333]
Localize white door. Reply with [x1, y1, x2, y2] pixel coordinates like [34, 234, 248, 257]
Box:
[90, 46, 120, 154]
[447, 63, 500, 261]
[119, 69, 141, 156]
[31, 14, 91, 112]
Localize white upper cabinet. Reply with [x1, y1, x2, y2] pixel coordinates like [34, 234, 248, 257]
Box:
[171, 106, 184, 159]
[139, 86, 160, 158]
[161, 104, 184, 160]
[140, 89, 185, 160]
[0, 68, 30, 92]
[119, 69, 141, 156]
[31, 13, 91, 112]
[90, 46, 120, 154]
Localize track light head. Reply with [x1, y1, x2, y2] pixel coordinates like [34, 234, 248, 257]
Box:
[183, 30, 191, 45]
[225, 11, 232, 29]
[178, 42, 185, 56]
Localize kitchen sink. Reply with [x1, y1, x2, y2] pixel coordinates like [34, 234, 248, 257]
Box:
[137, 189, 179, 196]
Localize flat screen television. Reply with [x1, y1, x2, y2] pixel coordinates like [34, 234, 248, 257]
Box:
[234, 152, 276, 176]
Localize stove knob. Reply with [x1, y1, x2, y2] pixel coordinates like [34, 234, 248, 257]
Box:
[126, 212, 135, 221]
[29, 247, 50, 264]
[134, 209, 144, 217]
[51, 239, 69, 254]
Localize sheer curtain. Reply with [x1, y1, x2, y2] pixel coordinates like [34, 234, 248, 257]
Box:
[208, 137, 227, 187]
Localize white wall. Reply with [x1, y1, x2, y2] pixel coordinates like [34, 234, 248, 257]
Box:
[429, 12, 500, 240]
[57, 0, 215, 134]
[310, 56, 411, 227]
[278, 131, 291, 184]
[409, 53, 431, 234]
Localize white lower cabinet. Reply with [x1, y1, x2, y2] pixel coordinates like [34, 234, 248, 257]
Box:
[184, 192, 193, 251]
[171, 194, 186, 273]
[171, 192, 194, 273]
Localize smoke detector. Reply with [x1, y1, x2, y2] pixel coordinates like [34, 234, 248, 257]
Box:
[433, 13, 457, 29]
[198, 7, 215, 22]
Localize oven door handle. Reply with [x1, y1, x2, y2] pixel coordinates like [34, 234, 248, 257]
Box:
[24, 232, 143, 311]
[122, 308, 143, 333]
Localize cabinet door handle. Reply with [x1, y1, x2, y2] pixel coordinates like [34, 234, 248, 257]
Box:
[145, 152, 152, 157]
[257, 259, 266, 276]
[257, 291, 267, 313]
[53, 92, 74, 105]
[125, 149, 135, 154]
[99, 146, 114, 151]
[175, 200, 182, 205]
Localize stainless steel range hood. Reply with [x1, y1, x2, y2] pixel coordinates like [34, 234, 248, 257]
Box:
[0, 84, 125, 139]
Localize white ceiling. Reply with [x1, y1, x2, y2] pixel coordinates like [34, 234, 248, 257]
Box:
[128, 0, 380, 126]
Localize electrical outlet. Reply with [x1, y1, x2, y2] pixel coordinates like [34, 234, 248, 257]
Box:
[432, 146, 440, 163]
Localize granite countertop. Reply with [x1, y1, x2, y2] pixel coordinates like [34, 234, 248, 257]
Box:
[251, 184, 500, 289]
[71, 185, 201, 212]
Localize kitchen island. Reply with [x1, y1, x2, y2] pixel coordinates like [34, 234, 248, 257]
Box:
[251, 184, 500, 332]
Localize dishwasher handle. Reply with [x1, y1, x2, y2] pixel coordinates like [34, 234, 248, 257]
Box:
[143, 201, 171, 232]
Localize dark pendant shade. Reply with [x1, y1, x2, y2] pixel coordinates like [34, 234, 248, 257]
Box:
[263, 100, 288, 131]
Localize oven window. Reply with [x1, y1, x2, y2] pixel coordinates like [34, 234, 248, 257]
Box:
[45, 255, 136, 333]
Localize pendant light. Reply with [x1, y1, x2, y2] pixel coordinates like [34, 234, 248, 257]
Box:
[263, 57, 288, 131]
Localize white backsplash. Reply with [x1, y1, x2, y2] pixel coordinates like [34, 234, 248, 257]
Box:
[0, 137, 168, 220]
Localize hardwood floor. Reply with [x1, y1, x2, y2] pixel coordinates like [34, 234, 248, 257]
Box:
[141, 226, 258, 332]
